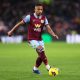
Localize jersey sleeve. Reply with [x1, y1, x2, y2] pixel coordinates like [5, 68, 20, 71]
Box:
[23, 15, 30, 23]
[45, 17, 49, 25]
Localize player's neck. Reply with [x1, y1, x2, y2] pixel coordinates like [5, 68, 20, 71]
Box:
[34, 13, 42, 18]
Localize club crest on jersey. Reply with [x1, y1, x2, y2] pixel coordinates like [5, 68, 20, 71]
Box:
[35, 24, 41, 28]
[33, 19, 36, 22]
[41, 20, 44, 23]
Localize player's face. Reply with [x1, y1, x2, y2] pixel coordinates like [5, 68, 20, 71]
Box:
[35, 6, 43, 16]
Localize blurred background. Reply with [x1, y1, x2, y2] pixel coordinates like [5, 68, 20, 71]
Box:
[0, 0, 80, 43]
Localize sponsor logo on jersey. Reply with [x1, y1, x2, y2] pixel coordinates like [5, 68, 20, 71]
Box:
[35, 24, 41, 28]
[34, 24, 41, 32]
[34, 28, 41, 32]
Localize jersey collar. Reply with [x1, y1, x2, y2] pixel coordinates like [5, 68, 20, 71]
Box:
[34, 13, 42, 19]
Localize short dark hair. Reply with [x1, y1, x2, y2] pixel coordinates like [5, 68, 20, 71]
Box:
[35, 3, 43, 7]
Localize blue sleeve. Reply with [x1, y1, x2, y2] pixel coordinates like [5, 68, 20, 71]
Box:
[45, 17, 49, 25]
[23, 15, 30, 23]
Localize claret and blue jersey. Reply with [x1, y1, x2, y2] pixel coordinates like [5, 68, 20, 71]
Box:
[23, 13, 49, 40]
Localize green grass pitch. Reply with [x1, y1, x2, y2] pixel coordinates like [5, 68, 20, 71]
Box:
[0, 42, 80, 80]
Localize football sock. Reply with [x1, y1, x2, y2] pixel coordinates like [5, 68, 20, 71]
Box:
[46, 64, 51, 70]
[33, 66, 38, 70]
[39, 51, 48, 65]
[36, 48, 49, 70]
[36, 57, 42, 67]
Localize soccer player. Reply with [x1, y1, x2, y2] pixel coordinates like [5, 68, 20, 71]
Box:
[8, 3, 58, 74]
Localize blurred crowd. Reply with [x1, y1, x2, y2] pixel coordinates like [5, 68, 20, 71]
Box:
[0, 0, 80, 36]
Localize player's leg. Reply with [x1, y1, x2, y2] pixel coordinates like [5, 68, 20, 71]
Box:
[35, 49, 42, 68]
[29, 40, 51, 73]
[29, 40, 42, 74]
[36, 41, 51, 71]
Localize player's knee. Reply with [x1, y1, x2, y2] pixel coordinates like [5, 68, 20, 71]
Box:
[36, 45, 44, 53]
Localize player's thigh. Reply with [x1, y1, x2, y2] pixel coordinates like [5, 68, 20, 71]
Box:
[36, 40, 45, 52]
[39, 40, 45, 48]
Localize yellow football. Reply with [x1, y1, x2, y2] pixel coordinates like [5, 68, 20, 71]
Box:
[49, 67, 59, 76]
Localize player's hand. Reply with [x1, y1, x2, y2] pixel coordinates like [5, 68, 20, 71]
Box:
[53, 34, 59, 39]
[7, 31, 13, 37]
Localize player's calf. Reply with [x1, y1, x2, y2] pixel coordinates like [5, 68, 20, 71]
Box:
[36, 57, 42, 67]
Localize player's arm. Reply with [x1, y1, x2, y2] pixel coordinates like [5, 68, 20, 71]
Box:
[45, 17, 58, 39]
[8, 15, 30, 36]
[46, 24, 58, 39]
[8, 20, 24, 36]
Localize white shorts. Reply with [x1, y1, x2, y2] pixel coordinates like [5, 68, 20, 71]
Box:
[29, 40, 45, 49]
